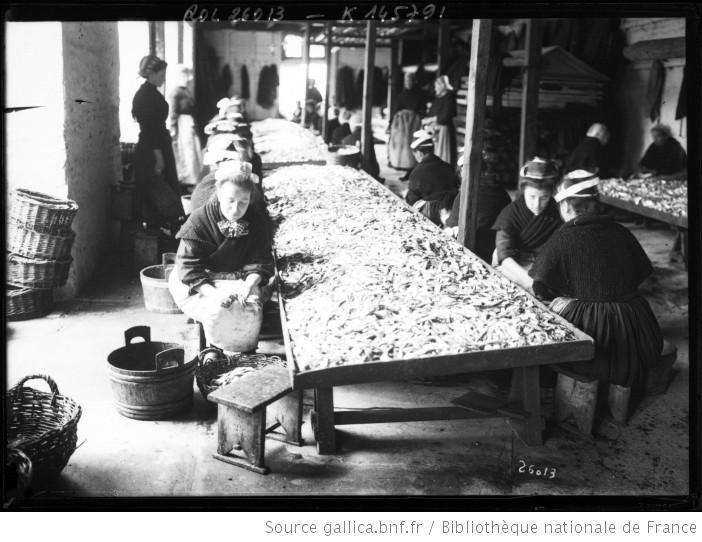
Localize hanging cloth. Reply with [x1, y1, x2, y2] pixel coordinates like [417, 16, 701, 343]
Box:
[646, 60, 665, 123]
[240, 65, 250, 100]
[256, 65, 279, 109]
[334, 65, 356, 109]
[220, 64, 233, 99]
[675, 65, 687, 120]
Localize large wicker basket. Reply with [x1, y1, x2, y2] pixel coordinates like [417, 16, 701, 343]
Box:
[7, 221, 75, 260]
[196, 348, 286, 399]
[7, 375, 82, 481]
[8, 253, 72, 289]
[10, 189, 78, 234]
[7, 286, 53, 321]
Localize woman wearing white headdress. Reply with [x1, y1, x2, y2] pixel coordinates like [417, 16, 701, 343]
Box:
[169, 64, 203, 186]
[422, 75, 457, 169]
[530, 170, 663, 393]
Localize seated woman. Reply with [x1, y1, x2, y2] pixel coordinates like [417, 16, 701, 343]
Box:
[342, 113, 381, 181]
[191, 157, 263, 213]
[491, 158, 562, 290]
[169, 167, 273, 354]
[405, 130, 458, 226]
[529, 171, 663, 389]
[637, 124, 687, 180]
[442, 152, 511, 263]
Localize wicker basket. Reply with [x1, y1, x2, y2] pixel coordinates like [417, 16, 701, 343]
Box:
[4, 448, 33, 508]
[196, 347, 286, 399]
[7, 221, 75, 260]
[8, 253, 72, 289]
[7, 286, 53, 321]
[7, 375, 82, 480]
[10, 189, 78, 234]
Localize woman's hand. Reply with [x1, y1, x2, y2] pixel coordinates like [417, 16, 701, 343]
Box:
[153, 149, 165, 176]
[200, 283, 236, 308]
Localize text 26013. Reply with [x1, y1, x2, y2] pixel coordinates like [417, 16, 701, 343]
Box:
[516, 460, 557, 479]
[183, 4, 285, 23]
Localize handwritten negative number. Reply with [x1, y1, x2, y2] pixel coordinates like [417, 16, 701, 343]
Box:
[517, 460, 556, 479]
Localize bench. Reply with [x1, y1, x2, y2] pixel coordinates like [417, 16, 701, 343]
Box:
[207, 364, 304, 474]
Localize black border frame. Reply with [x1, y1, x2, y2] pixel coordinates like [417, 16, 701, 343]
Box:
[2, 0, 700, 512]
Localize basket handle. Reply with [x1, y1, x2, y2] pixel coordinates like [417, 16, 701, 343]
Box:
[14, 374, 59, 400]
[155, 347, 184, 373]
[162, 252, 177, 268]
[124, 326, 151, 345]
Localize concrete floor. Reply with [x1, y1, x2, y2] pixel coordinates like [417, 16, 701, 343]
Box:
[6, 147, 690, 498]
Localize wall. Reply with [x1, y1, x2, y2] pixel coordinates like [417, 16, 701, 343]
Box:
[5, 23, 67, 198]
[59, 22, 122, 299]
[202, 29, 283, 120]
[615, 18, 686, 175]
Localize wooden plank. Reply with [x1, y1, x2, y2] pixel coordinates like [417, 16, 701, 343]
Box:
[322, 21, 332, 142]
[600, 195, 688, 229]
[457, 19, 492, 252]
[623, 38, 685, 62]
[301, 23, 311, 127]
[177, 21, 184, 64]
[334, 406, 492, 425]
[452, 391, 529, 420]
[519, 19, 542, 167]
[314, 387, 336, 454]
[388, 39, 399, 121]
[437, 19, 451, 75]
[208, 365, 292, 413]
[361, 21, 377, 174]
[516, 366, 544, 446]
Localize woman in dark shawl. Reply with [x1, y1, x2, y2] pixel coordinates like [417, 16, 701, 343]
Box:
[132, 55, 185, 230]
[530, 171, 663, 389]
[168, 166, 273, 354]
[491, 158, 562, 290]
[637, 124, 687, 179]
[424, 75, 457, 169]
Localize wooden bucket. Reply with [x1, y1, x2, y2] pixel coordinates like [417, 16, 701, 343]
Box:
[139, 253, 182, 314]
[106, 326, 196, 420]
[326, 145, 361, 168]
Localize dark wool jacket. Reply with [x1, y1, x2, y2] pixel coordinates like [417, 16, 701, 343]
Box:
[565, 136, 608, 176]
[393, 88, 427, 117]
[530, 214, 653, 301]
[132, 81, 170, 151]
[405, 154, 458, 206]
[492, 195, 562, 264]
[175, 198, 273, 295]
[640, 137, 687, 175]
[430, 92, 457, 125]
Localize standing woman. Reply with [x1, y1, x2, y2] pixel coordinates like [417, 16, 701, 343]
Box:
[132, 55, 185, 230]
[529, 171, 663, 389]
[169, 65, 203, 187]
[424, 75, 457, 169]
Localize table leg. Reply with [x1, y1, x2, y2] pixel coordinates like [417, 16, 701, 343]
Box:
[313, 387, 336, 454]
[518, 366, 544, 446]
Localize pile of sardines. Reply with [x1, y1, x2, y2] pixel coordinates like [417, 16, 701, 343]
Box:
[599, 178, 687, 218]
[251, 119, 327, 166]
[264, 165, 578, 372]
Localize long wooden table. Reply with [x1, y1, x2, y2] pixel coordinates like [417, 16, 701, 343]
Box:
[265, 165, 594, 453]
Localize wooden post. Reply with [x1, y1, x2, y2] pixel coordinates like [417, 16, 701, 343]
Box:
[361, 21, 377, 174]
[152, 22, 165, 60]
[519, 19, 542, 167]
[177, 21, 184, 64]
[388, 39, 399, 121]
[437, 19, 451, 74]
[322, 22, 333, 142]
[302, 23, 311, 127]
[457, 19, 492, 252]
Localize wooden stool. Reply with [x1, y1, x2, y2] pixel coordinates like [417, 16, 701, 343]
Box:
[646, 340, 678, 396]
[553, 365, 599, 435]
[207, 365, 304, 474]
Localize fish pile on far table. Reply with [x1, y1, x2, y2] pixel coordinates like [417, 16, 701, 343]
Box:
[251, 119, 327, 168]
[599, 178, 687, 219]
[264, 165, 579, 372]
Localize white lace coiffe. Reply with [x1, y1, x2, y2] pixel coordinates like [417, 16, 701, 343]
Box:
[554, 178, 600, 203]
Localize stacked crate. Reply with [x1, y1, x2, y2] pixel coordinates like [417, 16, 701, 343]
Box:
[7, 189, 78, 321]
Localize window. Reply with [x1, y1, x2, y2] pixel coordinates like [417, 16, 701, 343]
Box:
[282, 33, 325, 59]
